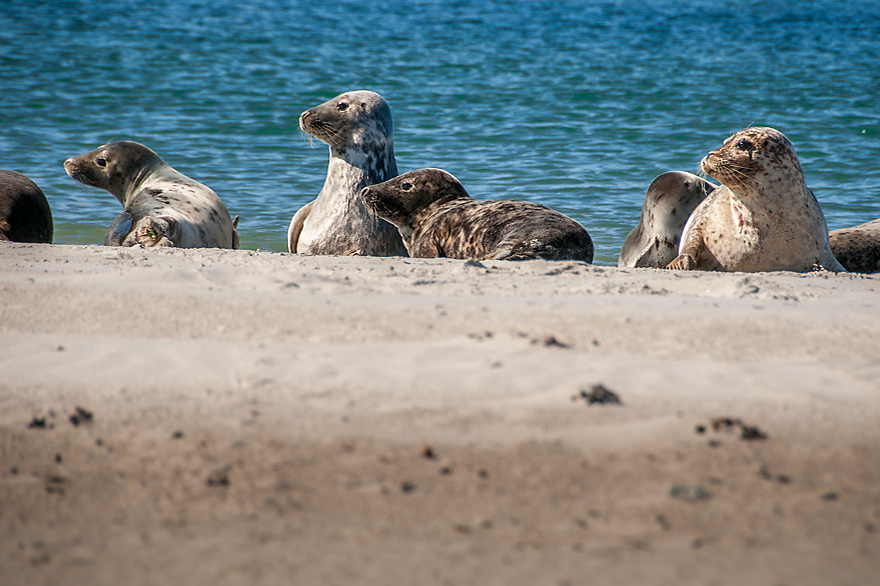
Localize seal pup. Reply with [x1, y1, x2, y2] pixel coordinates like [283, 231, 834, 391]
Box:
[288, 90, 407, 256]
[64, 141, 239, 249]
[360, 168, 594, 262]
[667, 127, 845, 272]
[829, 219, 880, 273]
[0, 169, 53, 243]
[618, 171, 715, 268]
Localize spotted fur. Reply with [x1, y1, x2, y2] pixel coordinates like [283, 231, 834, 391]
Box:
[64, 141, 238, 249]
[829, 218, 880, 273]
[667, 127, 845, 273]
[618, 171, 715, 268]
[288, 90, 407, 256]
[361, 168, 593, 262]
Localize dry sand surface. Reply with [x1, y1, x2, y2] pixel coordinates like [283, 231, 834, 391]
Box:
[2, 243, 879, 585]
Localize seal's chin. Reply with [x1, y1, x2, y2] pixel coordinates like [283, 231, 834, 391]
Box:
[299, 115, 343, 147]
[63, 161, 97, 187]
[360, 188, 397, 224]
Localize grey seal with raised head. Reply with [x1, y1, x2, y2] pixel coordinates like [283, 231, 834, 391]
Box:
[288, 90, 407, 256]
[667, 127, 845, 273]
[64, 141, 239, 248]
[361, 168, 593, 261]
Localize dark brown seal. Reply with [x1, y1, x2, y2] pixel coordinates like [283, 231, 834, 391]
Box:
[288, 90, 407, 256]
[360, 168, 594, 261]
[0, 169, 53, 243]
[64, 141, 239, 249]
[829, 219, 880, 273]
[618, 171, 715, 268]
[667, 127, 845, 272]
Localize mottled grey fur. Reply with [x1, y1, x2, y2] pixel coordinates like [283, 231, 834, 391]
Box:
[0, 169, 53, 243]
[668, 127, 845, 273]
[289, 90, 407, 256]
[64, 141, 238, 249]
[618, 171, 715, 268]
[361, 168, 594, 262]
[829, 218, 880, 273]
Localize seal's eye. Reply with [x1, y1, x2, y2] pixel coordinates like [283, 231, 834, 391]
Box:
[96, 158, 107, 167]
[735, 139, 754, 152]
[400, 181, 413, 192]
[336, 102, 349, 112]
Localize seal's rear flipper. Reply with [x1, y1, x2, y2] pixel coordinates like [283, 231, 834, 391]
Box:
[231, 215, 240, 249]
[105, 211, 133, 246]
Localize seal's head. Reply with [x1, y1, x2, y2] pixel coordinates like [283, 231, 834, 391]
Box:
[64, 141, 163, 204]
[700, 127, 803, 196]
[361, 168, 470, 227]
[299, 90, 393, 150]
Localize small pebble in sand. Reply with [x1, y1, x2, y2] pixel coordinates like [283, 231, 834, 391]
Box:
[69, 406, 93, 426]
[669, 485, 711, 501]
[206, 467, 230, 487]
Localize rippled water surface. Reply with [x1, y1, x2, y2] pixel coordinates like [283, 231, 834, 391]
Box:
[2, 0, 878, 262]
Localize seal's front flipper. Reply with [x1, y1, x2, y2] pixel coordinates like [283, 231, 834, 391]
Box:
[288, 201, 313, 253]
[666, 254, 696, 270]
[124, 216, 174, 247]
[105, 211, 133, 246]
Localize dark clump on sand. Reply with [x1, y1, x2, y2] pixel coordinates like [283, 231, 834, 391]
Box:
[573, 384, 622, 405]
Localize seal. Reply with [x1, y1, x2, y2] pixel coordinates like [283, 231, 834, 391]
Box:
[667, 127, 845, 272]
[288, 90, 407, 256]
[63, 141, 239, 249]
[829, 219, 880, 273]
[0, 169, 53, 243]
[360, 168, 594, 261]
[618, 171, 715, 268]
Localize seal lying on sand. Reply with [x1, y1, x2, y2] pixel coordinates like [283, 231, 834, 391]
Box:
[64, 141, 239, 248]
[667, 127, 845, 272]
[618, 171, 715, 268]
[0, 169, 53, 243]
[360, 168, 594, 261]
[829, 219, 880, 273]
[288, 90, 407, 256]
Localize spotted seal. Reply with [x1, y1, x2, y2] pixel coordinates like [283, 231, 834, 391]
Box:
[360, 168, 594, 261]
[618, 171, 715, 268]
[0, 169, 53, 243]
[288, 90, 407, 256]
[829, 219, 880, 273]
[667, 127, 845, 272]
[64, 141, 239, 249]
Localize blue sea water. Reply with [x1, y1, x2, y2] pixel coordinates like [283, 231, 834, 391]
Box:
[1, 0, 878, 263]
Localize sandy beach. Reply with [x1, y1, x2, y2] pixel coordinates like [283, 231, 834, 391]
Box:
[1, 243, 879, 585]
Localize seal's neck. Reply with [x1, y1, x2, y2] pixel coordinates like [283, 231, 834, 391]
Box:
[321, 141, 398, 205]
[731, 171, 809, 205]
[122, 154, 168, 207]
